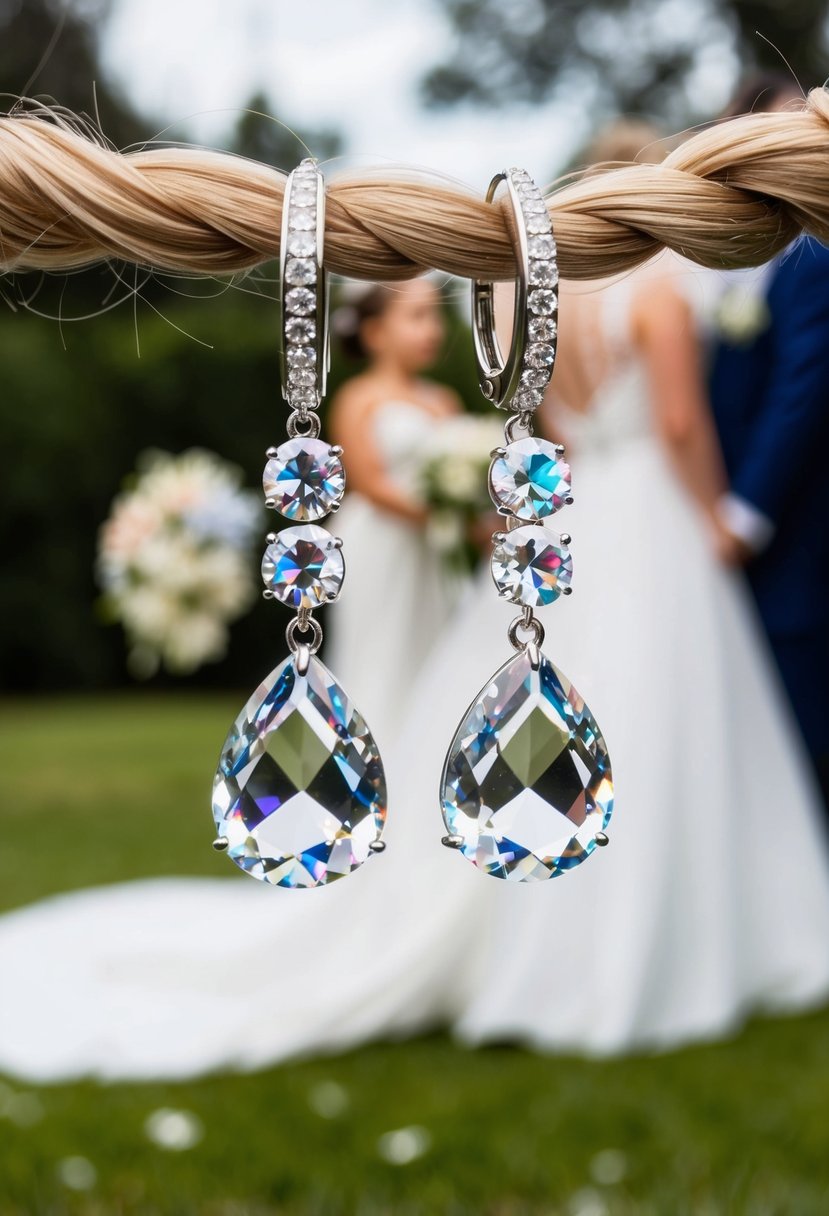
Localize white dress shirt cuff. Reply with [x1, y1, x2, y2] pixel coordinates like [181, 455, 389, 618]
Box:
[716, 493, 776, 553]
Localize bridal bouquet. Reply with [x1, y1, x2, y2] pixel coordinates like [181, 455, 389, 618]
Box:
[97, 448, 260, 677]
[419, 414, 504, 572]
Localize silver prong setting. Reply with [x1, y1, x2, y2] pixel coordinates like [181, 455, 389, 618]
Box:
[212, 836, 229, 852]
[441, 834, 464, 849]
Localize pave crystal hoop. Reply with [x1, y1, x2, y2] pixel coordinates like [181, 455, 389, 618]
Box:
[209, 158, 387, 888]
[279, 159, 330, 429]
[438, 167, 613, 883]
[471, 168, 558, 411]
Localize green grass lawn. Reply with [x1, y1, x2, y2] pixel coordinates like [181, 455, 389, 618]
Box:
[1, 695, 829, 1216]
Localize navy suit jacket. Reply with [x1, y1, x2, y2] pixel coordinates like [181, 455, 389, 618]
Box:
[709, 237, 829, 639]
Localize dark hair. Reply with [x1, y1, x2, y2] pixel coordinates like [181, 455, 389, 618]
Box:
[332, 283, 397, 361]
[723, 73, 801, 120]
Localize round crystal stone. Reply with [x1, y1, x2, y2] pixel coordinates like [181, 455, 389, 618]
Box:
[526, 212, 552, 234]
[264, 438, 345, 521]
[522, 367, 551, 390]
[528, 235, 555, 260]
[529, 315, 557, 342]
[285, 258, 316, 286]
[285, 317, 316, 344]
[522, 198, 548, 214]
[440, 648, 612, 881]
[285, 287, 316, 314]
[287, 232, 316, 257]
[529, 261, 558, 287]
[290, 186, 317, 206]
[212, 653, 386, 887]
[491, 524, 572, 606]
[262, 524, 344, 609]
[513, 385, 544, 411]
[528, 342, 555, 368]
[289, 208, 316, 231]
[289, 366, 316, 387]
[489, 438, 571, 521]
[287, 345, 315, 368]
[529, 289, 556, 315]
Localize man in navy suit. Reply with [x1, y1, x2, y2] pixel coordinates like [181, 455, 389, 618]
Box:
[709, 234, 829, 808]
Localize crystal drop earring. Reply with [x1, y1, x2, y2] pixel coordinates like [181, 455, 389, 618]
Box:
[210, 158, 387, 888]
[439, 167, 614, 881]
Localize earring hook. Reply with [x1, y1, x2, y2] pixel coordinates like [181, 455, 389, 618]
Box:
[471, 168, 559, 411]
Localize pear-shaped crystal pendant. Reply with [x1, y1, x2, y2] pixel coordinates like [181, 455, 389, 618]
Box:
[441, 648, 612, 881]
[212, 654, 386, 887]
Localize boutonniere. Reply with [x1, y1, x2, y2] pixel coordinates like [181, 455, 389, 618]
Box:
[713, 285, 771, 346]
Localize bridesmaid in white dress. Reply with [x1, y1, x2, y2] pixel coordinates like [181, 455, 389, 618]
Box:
[396, 256, 829, 1055]
[326, 277, 464, 741]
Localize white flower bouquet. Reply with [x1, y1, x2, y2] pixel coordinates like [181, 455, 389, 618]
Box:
[97, 448, 260, 677]
[419, 414, 504, 571]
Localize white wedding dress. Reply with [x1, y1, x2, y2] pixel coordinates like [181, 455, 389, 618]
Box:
[409, 271, 829, 1054]
[326, 399, 460, 740]
[2, 306, 829, 1082]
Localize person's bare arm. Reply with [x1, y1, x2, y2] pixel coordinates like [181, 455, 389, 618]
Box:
[329, 385, 428, 524]
[634, 280, 728, 519]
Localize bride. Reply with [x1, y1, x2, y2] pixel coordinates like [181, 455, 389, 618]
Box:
[402, 248, 829, 1055]
[326, 276, 463, 738]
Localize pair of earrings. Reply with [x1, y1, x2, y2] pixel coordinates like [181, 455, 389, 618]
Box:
[210, 160, 613, 888]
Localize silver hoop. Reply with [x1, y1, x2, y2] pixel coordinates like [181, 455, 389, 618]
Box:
[471, 168, 558, 411]
[286, 408, 321, 438]
[507, 607, 546, 652]
[286, 611, 323, 656]
[279, 158, 330, 408]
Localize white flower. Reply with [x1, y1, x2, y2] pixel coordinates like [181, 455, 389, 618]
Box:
[714, 286, 770, 345]
[163, 612, 227, 673]
[184, 483, 260, 548]
[590, 1148, 628, 1185]
[119, 586, 181, 645]
[376, 1125, 431, 1165]
[307, 1080, 350, 1119]
[144, 1107, 203, 1151]
[56, 1157, 97, 1191]
[567, 1188, 609, 1216]
[0, 1088, 44, 1127]
[419, 414, 503, 513]
[440, 456, 480, 503]
[426, 509, 465, 554]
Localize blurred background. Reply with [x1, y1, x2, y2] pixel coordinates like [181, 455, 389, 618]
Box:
[2, 2, 829, 1214]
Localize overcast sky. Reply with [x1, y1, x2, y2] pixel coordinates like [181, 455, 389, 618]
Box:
[100, 0, 588, 188]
